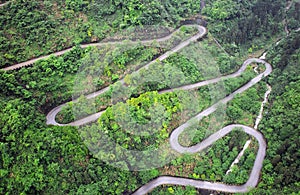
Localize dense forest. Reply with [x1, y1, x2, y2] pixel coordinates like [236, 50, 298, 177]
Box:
[0, 0, 299, 194]
[203, 0, 299, 54]
[0, 0, 199, 68]
[251, 31, 300, 194]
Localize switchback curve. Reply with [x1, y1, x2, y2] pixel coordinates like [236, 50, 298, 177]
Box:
[4, 21, 271, 194]
[1, 25, 206, 71]
[46, 25, 207, 126]
[133, 125, 266, 194]
[133, 59, 270, 194]
[44, 26, 271, 194]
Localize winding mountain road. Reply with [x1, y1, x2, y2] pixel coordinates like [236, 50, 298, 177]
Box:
[1, 25, 205, 71]
[134, 125, 266, 194]
[46, 56, 271, 127]
[43, 24, 271, 194]
[133, 58, 270, 194]
[46, 25, 207, 126]
[4, 21, 271, 194]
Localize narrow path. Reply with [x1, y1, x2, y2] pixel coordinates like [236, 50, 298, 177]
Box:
[211, 36, 230, 56]
[225, 75, 272, 176]
[254, 84, 272, 130]
[226, 140, 252, 175]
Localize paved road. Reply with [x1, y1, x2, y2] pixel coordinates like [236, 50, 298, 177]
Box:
[46, 25, 207, 126]
[133, 60, 271, 195]
[45, 39, 271, 195]
[160, 58, 271, 93]
[130, 59, 271, 194]
[133, 125, 266, 194]
[4, 19, 271, 193]
[2, 25, 206, 71]
[168, 59, 271, 153]
[47, 56, 271, 128]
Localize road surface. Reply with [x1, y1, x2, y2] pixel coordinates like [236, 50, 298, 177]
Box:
[46, 25, 207, 126]
[44, 26, 271, 194]
[1, 25, 206, 71]
[134, 59, 271, 194]
[5, 21, 272, 194]
[133, 124, 266, 194]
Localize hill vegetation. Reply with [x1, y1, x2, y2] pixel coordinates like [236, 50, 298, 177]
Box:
[0, 0, 198, 68]
[0, 0, 299, 194]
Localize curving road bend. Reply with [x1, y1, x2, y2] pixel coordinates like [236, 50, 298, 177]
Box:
[45, 43, 271, 194]
[46, 57, 271, 126]
[226, 73, 272, 175]
[2, 25, 206, 71]
[46, 25, 207, 126]
[3, 20, 271, 194]
[168, 59, 271, 154]
[133, 125, 266, 194]
[133, 60, 271, 195]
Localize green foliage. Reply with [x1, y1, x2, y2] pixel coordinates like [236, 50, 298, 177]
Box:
[0, 98, 141, 194]
[226, 87, 262, 123]
[249, 32, 300, 194]
[1, 46, 88, 111]
[150, 185, 198, 195]
[203, 0, 292, 54]
[97, 91, 182, 150]
[164, 54, 203, 83]
[0, 0, 200, 68]
[203, 0, 238, 20]
[170, 129, 252, 184]
[1, 1, 299, 194]
[53, 27, 200, 124]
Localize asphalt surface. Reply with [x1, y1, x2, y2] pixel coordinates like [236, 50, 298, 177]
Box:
[133, 124, 266, 194]
[130, 60, 271, 194]
[4, 20, 272, 194]
[44, 26, 271, 194]
[169, 59, 273, 154]
[45, 25, 207, 126]
[1, 25, 206, 71]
